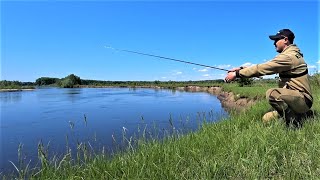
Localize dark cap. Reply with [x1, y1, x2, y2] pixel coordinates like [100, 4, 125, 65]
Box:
[269, 29, 295, 42]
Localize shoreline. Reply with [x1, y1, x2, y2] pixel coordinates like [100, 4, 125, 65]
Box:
[0, 85, 255, 111]
[0, 88, 35, 92]
[175, 86, 255, 112]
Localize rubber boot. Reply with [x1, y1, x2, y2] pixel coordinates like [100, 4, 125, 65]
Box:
[300, 109, 315, 120]
[283, 108, 301, 128]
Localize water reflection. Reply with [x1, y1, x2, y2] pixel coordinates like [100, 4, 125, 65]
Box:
[65, 88, 82, 102]
[0, 92, 22, 103]
[65, 88, 82, 95]
[170, 89, 177, 95]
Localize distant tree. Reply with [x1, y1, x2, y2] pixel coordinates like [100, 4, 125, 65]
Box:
[22, 82, 35, 86]
[58, 74, 81, 88]
[66, 74, 81, 85]
[60, 78, 73, 88]
[35, 77, 58, 86]
[0, 80, 22, 86]
[0, 80, 28, 89]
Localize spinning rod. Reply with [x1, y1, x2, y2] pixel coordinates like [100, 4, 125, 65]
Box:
[105, 46, 229, 72]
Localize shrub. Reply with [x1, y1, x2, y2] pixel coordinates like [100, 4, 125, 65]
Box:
[310, 73, 320, 87]
[237, 78, 253, 87]
[58, 74, 81, 88]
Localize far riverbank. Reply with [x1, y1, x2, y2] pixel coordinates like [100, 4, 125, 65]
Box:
[0, 88, 35, 92]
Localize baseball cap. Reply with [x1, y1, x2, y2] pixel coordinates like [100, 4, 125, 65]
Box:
[269, 29, 295, 42]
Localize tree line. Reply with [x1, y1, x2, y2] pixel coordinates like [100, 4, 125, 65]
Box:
[35, 74, 226, 88]
[2, 73, 319, 89]
[0, 80, 34, 89]
[35, 74, 81, 88]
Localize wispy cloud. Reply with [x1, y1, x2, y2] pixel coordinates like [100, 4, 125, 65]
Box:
[241, 62, 254, 67]
[309, 65, 317, 69]
[198, 68, 209, 72]
[170, 70, 183, 76]
[215, 64, 232, 69]
[161, 77, 167, 79]
[201, 73, 226, 80]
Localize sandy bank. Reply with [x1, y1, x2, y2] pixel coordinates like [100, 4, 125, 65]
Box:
[175, 86, 255, 112]
[0, 89, 35, 92]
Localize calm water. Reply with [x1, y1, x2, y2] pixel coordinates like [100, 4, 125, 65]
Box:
[0, 87, 227, 172]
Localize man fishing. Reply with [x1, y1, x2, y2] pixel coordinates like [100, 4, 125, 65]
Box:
[225, 29, 313, 126]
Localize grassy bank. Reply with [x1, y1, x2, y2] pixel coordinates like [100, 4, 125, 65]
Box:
[2, 83, 320, 179]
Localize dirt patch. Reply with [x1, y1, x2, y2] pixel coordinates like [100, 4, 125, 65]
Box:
[176, 86, 255, 112]
[216, 91, 255, 112]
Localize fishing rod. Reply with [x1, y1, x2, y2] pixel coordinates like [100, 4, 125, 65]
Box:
[105, 46, 229, 72]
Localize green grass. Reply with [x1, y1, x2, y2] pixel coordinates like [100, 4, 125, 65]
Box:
[2, 83, 320, 179]
[220, 82, 275, 100]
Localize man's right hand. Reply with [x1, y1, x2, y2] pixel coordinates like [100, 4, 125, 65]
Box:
[228, 67, 241, 72]
[224, 71, 237, 83]
[228, 66, 246, 72]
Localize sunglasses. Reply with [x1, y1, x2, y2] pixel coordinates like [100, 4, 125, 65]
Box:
[274, 36, 287, 43]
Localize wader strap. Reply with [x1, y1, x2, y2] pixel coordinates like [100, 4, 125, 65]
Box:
[279, 69, 308, 78]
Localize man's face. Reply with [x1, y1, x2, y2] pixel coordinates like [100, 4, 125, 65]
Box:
[273, 36, 288, 53]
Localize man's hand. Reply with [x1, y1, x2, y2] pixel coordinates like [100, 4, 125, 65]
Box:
[228, 67, 241, 72]
[228, 66, 246, 72]
[224, 71, 236, 83]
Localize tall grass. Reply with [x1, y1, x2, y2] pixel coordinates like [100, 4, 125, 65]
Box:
[2, 82, 320, 179]
[220, 82, 275, 100]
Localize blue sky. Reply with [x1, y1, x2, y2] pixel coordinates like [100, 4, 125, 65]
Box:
[1, 1, 319, 82]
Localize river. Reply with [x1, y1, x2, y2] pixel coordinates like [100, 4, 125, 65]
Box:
[0, 87, 228, 173]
